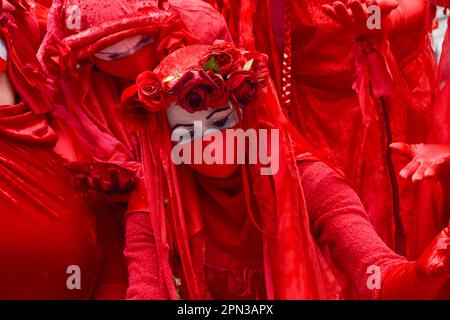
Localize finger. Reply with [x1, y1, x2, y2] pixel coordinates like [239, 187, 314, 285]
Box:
[399, 160, 420, 179]
[65, 161, 92, 174]
[424, 161, 442, 179]
[412, 162, 429, 182]
[108, 168, 121, 190]
[72, 175, 88, 189]
[349, 0, 367, 25]
[88, 174, 102, 190]
[333, 2, 352, 26]
[100, 177, 113, 192]
[376, 0, 399, 13]
[390, 142, 414, 157]
[322, 4, 338, 20]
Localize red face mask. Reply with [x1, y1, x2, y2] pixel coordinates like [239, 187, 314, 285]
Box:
[94, 44, 161, 80]
[182, 129, 242, 179]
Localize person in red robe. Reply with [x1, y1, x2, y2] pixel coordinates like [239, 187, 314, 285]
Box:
[37, 0, 232, 194]
[0, 1, 127, 299]
[207, 0, 442, 259]
[119, 42, 450, 300]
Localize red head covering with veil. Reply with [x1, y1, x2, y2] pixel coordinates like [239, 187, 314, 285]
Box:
[119, 42, 342, 299]
[37, 0, 231, 164]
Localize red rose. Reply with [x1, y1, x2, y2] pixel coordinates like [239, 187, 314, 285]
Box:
[206, 71, 228, 109]
[136, 71, 167, 112]
[228, 71, 261, 107]
[245, 52, 270, 84]
[118, 85, 157, 131]
[169, 70, 220, 113]
[199, 40, 244, 76]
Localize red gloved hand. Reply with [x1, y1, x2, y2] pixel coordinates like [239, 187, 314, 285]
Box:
[390, 142, 450, 182]
[1, 0, 34, 11]
[382, 223, 450, 299]
[66, 161, 141, 195]
[322, 0, 399, 39]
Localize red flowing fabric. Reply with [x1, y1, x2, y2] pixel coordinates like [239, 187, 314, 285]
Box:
[209, 0, 283, 95]
[131, 45, 341, 300]
[202, 0, 442, 257]
[0, 2, 127, 299]
[280, 0, 440, 258]
[38, 0, 232, 164]
[433, 1, 450, 145]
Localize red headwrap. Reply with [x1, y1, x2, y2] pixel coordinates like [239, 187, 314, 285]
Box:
[36, 0, 231, 164]
[120, 43, 341, 299]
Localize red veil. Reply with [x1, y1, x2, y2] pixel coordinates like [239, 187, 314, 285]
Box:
[123, 44, 342, 299]
[37, 0, 232, 163]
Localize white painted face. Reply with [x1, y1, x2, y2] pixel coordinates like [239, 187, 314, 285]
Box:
[94, 35, 155, 61]
[167, 101, 239, 143]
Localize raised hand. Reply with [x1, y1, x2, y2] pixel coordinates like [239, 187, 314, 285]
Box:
[416, 222, 450, 279]
[390, 143, 450, 182]
[382, 222, 450, 299]
[66, 161, 141, 195]
[322, 0, 399, 38]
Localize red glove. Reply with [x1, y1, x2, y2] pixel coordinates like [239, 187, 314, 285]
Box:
[0, 0, 34, 11]
[382, 223, 450, 299]
[66, 161, 141, 195]
[390, 142, 450, 182]
[322, 0, 399, 40]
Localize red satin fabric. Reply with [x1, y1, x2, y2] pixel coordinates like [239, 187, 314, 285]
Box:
[38, 0, 232, 165]
[0, 108, 99, 299]
[281, 0, 440, 258]
[213, 0, 443, 258]
[0, 4, 127, 299]
[210, 0, 283, 94]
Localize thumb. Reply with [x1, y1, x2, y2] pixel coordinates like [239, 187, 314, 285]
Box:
[64, 161, 92, 174]
[367, 0, 399, 13]
[390, 142, 414, 156]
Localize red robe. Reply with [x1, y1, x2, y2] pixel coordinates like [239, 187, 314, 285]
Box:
[38, 0, 232, 164]
[211, 0, 442, 257]
[124, 160, 406, 299]
[0, 3, 126, 299]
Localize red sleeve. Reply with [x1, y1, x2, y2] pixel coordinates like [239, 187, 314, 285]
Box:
[124, 181, 168, 300]
[91, 196, 128, 300]
[298, 160, 406, 299]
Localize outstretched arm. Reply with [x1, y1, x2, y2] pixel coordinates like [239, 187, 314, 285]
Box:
[124, 181, 169, 300]
[299, 160, 450, 299]
[322, 0, 427, 39]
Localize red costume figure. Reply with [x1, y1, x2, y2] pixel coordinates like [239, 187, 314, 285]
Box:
[286, 0, 444, 259]
[0, 1, 126, 299]
[212, 0, 442, 258]
[431, 1, 450, 145]
[119, 42, 450, 299]
[38, 0, 232, 192]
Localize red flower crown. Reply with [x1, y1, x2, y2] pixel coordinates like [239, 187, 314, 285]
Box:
[119, 41, 270, 130]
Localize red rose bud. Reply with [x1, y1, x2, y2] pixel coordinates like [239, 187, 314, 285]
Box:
[169, 69, 219, 113]
[199, 40, 244, 76]
[228, 71, 260, 107]
[136, 71, 167, 112]
[245, 52, 270, 84]
[206, 71, 229, 109]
